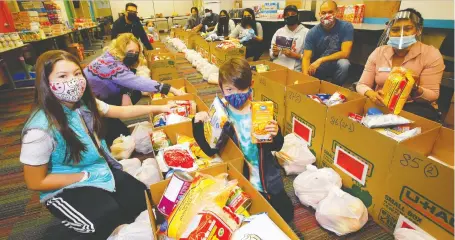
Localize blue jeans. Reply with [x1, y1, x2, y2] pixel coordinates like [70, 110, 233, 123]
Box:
[314, 59, 350, 86]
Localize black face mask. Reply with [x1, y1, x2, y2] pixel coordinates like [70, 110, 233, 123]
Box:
[123, 52, 139, 66]
[219, 16, 228, 24]
[241, 16, 253, 26]
[284, 15, 299, 26]
[127, 12, 138, 22]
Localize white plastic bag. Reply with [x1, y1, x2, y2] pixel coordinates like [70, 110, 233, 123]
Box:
[108, 210, 154, 240]
[394, 228, 436, 240]
[134, 159, 162, 188]
[276, 133, 316, 175]
[119, 158, 141, 176]
[208, 72, 219, 84]
[315, 187, 368, 236]
[131, 122, 154, 154]
[110, 135, 135, 160]
[294, 165, 342, 208]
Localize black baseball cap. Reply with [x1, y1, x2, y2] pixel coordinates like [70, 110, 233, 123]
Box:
[284, 5, 298, 16]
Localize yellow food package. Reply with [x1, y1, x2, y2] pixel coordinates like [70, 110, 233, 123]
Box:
[251, 101, 274, 143]
[167, 173, 229, 239]
[204, 96, 229, 150]
[382, 67, 415, 114]
[177, 134, 211, 159]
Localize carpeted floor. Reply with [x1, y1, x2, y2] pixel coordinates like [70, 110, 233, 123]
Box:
[0, 44, 393, 240]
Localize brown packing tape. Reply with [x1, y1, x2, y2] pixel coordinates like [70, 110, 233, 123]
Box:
[146, 162, 299, 239]
[372, 126, 453, 239]
[284, 80, 365, 165]
[321, 98, 441, 218]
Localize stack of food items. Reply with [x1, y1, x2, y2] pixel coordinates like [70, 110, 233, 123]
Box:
[348, 67, 420, 142]
[42, 1, 64, 25]
[0, 33, 24, 51]
[155, 172, 290, 239]
[18, 31, 44, 42]
[153, 100, 196, 128]
[150, 87, 185, 101]
[73, 18, 97, 29]
[12, 11, 41, 32]
[338, 4, 365, 23]
[307, 92, 347, 107]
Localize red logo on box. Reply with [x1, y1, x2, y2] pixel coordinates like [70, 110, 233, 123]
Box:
[334, 146, 368, 185]
[293, 117, 312, 144]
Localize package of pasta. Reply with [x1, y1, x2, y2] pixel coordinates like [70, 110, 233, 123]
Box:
[382, 67, 415, 114]
[177, 134, 211, 159]
[204, 96, 230, 150]
[252, 101, 274, 144]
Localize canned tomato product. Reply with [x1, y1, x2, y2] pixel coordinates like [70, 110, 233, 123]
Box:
[226, 186, 252, 217]
[157, 171, 193, 216]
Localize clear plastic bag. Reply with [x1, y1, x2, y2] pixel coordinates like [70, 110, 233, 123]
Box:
[315, 187, 368, 236]
[107, 210, 154, 240]
[394, 228, 436, 240]
[131, 122, 154, 154]
[119, 158, 141, 176]
[276, 133, 316, 175]
[110, 135, 136, 160]
[134, 159, 162, 188]
[293, 165, 342, 208]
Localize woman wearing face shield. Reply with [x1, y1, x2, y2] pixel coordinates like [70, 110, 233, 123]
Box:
[84, 33, 184, 145]
[357, 8, 445, 122]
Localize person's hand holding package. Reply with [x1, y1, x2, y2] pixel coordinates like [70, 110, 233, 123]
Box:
[170, 87, 186, 96]
[272, 44, 280, 57]
[265, 120, 279, 137]
[365, 89, 385, 106]
[194, 111, 210, 123]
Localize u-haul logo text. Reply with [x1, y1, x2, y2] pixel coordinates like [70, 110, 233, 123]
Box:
[400, 186, 454, 235]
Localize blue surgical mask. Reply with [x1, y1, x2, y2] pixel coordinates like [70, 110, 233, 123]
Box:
[225, 88, 252, 109]
[387, 35, 417, 49]
[148, 27, 154, 33]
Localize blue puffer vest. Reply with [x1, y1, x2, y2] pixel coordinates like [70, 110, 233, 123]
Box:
[24, 104, 122, 203]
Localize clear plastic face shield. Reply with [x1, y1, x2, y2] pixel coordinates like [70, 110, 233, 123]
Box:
[378, 11, 423, 50]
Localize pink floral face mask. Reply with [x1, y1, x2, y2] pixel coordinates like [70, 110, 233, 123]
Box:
[49, 77, 86, 103]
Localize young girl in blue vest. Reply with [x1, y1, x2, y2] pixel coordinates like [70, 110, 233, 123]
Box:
[20, 50, 174, 239]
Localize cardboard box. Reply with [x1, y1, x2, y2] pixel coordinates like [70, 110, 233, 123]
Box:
[151, 41, 167, 51]
[209, 42, 246, 67]
[252, 69, 319, 133]
[145, 162, 300, 240]
[160, 121, 245, 170]
[193, 35, 211, 60]
[284, 81, 365, 164]
[444, 95, 454, 128]
[147, 53, 179, 81]
[321, 99, 441, 216]
[149, 93, 209, 123]
[371, 127, 453, 239]
[177, 30, 197, 49]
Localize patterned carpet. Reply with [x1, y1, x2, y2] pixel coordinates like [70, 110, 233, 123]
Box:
[0, 46, 393, 239]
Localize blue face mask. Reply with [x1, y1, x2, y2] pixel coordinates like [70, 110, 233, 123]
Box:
[148, 27, 154, 33]
[225, 88, 252, 109]
[387, 35, 417, 49]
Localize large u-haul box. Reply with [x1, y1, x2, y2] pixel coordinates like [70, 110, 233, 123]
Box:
[373, 127, 454, 240]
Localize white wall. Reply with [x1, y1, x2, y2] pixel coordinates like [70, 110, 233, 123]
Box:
[400, 0, 454, 20]
[110, 0, 194, 20]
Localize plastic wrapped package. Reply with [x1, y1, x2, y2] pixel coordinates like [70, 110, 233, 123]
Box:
[119, 158, 142, 176]
[208, 72, 219, 84]
[166, 173, 235, 239]
[110, 135, 135, 160]
[361, 114, 412, 128]
[232, 213, 290, 240]
[204, 96, 230, 150]
[251, 102, 274, 144]
[131, 122, 154, 154]
[203, 65, 219, 81]
[293, 165, 342, 208]
[133, 159, 161, 188]
[394, 228, 436, 240]
[152, 129, 171, 151]
[161, 143, 198, 172]
[177, 134, 210, 159]
[382, 67, 415, 114]
[276, 133, 316, 175]
[180, 206, 241, 240]
[376, 127, 421, 142]
[315, 187, 368, 236]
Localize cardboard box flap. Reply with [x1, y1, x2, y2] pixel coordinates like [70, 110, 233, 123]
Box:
[162, 78, 197, 94]
[260, 69, 319, 86]
[288, 81, 321, 95]
[432, 127, 454, 167]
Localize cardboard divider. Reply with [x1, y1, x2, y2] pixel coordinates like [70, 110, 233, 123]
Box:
[371, 127, 453, 240]
[252, 69, 319, 133]
[193, 35, 211, 60]
[148, 93, 209, 124]
[149, 79, 198, 102]
[147, 52, 179, 81]
[320, 98, 441, 218]
[146, 162, 299, 240]
[250, 60, 288, 76]
[159, 121, 245, 172]
[209, 42, 246, 67]
[284, 80, 365, 164]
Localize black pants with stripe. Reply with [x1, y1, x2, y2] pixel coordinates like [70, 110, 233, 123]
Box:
[45, 168, 147, 239]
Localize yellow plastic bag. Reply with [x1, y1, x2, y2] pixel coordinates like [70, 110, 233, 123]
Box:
[382, 67, 415, 114]
[177, 134, 210, 159]
[252, 101, 274, 143]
